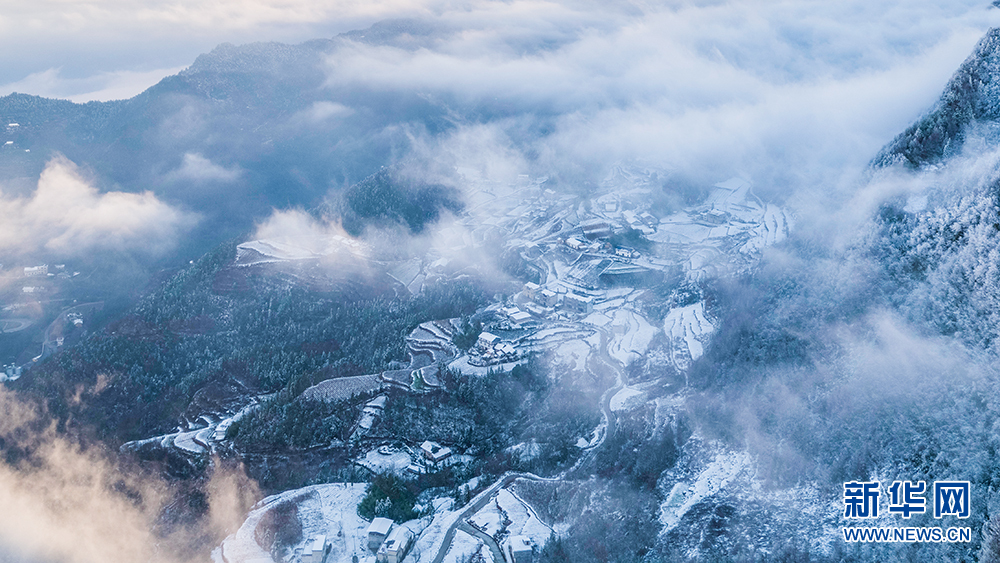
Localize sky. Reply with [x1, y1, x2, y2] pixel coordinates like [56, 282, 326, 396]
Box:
[0, 0, 996, 107]
[1, 0, 997, 260]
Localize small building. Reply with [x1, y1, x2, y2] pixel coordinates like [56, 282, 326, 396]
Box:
[476, 332, 500, 352]
[420, 440, 452, 463]
[563, 294, 594, 315]
[367, 518, 394, 551]
[377, 526, 413, 563]
[496, 342, 517, 359]
[564, 237, 587, 251]
[504, 536, 534, 563]
[580, 219, 611, 239]
[509, 310, 532, 324]
[301, 535, 329, 563]
[523, 282, 540, 300]
[537, 289, 559, 308]
[23, 265, 47, 277]
[615, 247, 633, 258]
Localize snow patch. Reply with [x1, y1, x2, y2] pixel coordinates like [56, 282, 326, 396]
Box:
[663, 302, 714, 372]
[659, 452, 752, 533]
[610, 386, 647, 412]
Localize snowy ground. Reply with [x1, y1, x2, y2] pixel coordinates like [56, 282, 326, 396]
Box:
[440, 530, 486, 563]
[605, 308, 658, 365]
[552, 336, 595, 372]
[495, 489, 553, 546]
[467, 488, 551, 560]
[659, 451, 753, 533]
[301, 374, 384, 402]
[408, 500, 464, 563]
[214, 483, 371, 563]
[610, 386, 646, 412]
[663, 302, 714, 372]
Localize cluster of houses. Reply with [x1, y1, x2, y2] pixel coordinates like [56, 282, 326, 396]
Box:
[523, 282, 594, 316]
[562, 235, 639, 261]
[471, 331, 518, 366]
[0, 364, 22, 382]
[367, 518, 413, 563]
[620, 210, 657, 234]
[300, 436, 530, 563]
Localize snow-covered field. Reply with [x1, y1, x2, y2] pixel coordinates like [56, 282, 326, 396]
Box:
[659, 451, 753, 533]
[663, 302, 714, 372]
[606, 309, 658, 365]
[552, 334, 597, 372]
[610, 386, 646, 412]
[214, 483, 370, 563]
[358, 447, 415, 475]
[469, 488, 552, 552]
[440, 530, 486, 563]
[495, 489, 552, 546]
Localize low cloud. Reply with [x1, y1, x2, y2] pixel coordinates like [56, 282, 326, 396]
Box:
[170, 153, 243, 183]
[0, 156, 196, 257]
[0, 386, 257, 563]
[320, 0, 998, 209]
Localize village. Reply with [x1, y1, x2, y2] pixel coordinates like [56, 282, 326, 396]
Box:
[0, 260, 92, 381]
[202, 164, 792, 563]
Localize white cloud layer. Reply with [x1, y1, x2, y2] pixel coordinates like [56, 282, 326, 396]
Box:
[320, 1, 998, 195]
[170, 153, 243, 183]
[0, 156, 196, 257]
[2, 0, 997, 108]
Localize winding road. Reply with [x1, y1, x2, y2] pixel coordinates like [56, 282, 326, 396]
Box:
[428, 325, 625, 563]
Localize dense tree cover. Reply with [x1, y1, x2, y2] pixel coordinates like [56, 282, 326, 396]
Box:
[229, 395, 355, 452]
[873, 29, 1000, 168]
[593, 405, 689, 490]
[356, 473, 419, 522]
[340, 168, 463, 235]
[14, 240, 489, 443]
[450, 316, 482, 352]
[664, 179, 1000, 559]
[870, 183, 1000, 350]
[536, 482, 661, 563]
[378, 356, 597, 477]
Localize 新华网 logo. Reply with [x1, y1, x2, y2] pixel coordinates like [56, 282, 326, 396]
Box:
[841, 479, 972, 543]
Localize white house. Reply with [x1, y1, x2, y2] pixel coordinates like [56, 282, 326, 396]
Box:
[301, 535, 329, 563]
[420, 440, 452, 463]
[376, 526, 413, 563]
[367, 518, 393, 550]
[503, 536, 534, 563]
[477, 332, 500, 351]
[23, 265, 47, 277]
[537, 289, 559, 308]
[563, 294, 594, 315]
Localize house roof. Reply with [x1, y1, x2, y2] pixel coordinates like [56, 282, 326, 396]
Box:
[368, 517, 393, 536]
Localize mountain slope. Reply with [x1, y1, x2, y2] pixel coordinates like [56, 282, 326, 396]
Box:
[875, 27, 1000, 168]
